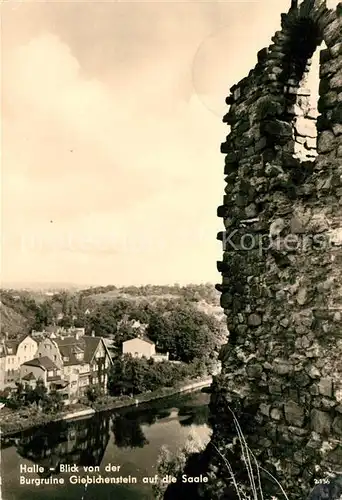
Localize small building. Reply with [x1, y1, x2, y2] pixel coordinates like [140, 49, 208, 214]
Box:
[31, 326, 61, 338]
[31, 326, 85, 339]
[122, 337, 156, 359]
[117, 317, 148, 335]
[122, 336, 169, 362]
[69, 327, 85, 337]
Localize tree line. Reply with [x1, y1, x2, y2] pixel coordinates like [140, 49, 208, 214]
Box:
[107, 355, 209, 397]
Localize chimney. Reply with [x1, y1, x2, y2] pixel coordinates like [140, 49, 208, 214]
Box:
[75, 332, 79, 340]
[91, 330, 95, 337]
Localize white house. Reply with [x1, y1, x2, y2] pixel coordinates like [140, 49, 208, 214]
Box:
[122, 336, 168, 362]
[0, 335, 38, 389]
[123, 337, 156, 359]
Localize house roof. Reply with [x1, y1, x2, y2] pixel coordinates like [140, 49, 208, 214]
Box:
[22, 356, 58, 371]
[0, 334, 35, 356]
[124, 336, 154, 346]
[54, 335, 103, 366]
[140, 336, 154, 345]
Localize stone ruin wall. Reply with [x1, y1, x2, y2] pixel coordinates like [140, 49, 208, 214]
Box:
[199, 1, 342, 499]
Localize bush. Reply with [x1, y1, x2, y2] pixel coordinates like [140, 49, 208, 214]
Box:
[85, 385, 102, 402]
[6, 380, 64, 414]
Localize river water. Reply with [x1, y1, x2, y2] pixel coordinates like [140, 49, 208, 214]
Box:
[1, 390, 211, 500]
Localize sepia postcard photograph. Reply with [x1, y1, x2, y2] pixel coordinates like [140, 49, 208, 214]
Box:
[1, 0, 342, 499]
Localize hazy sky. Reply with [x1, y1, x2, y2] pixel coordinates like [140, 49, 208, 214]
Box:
[2, 0, 324, 286]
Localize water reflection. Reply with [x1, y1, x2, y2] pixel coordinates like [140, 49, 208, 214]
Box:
[112, 415, 148, 449]
[4, 390, 342, 500]
[15, 414, 111, 476]
[178, 405, 209, 427]
[3, 391, 211, 486]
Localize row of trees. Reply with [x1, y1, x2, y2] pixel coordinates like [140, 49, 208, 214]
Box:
[107, 355, 208, 397]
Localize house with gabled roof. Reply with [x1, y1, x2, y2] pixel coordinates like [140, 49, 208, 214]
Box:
[122, 335, 169, 362]
[20, 357, 68, 397]
[0, 334, 38, 390]
[36, 333, 112, 403]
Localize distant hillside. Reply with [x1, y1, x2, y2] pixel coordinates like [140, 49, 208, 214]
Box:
[0, 283, 225, 339]
[0, 291, 39, 337]
[81, 283, 219, 303]
[1, 282, 90, 291]
[1, 303, 30, 337]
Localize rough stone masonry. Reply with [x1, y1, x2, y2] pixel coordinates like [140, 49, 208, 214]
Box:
[179, 1, 342, 499]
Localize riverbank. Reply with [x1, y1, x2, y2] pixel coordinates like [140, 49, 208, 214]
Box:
[91, 376, 213, 412]
[0, 377, 212, 437]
